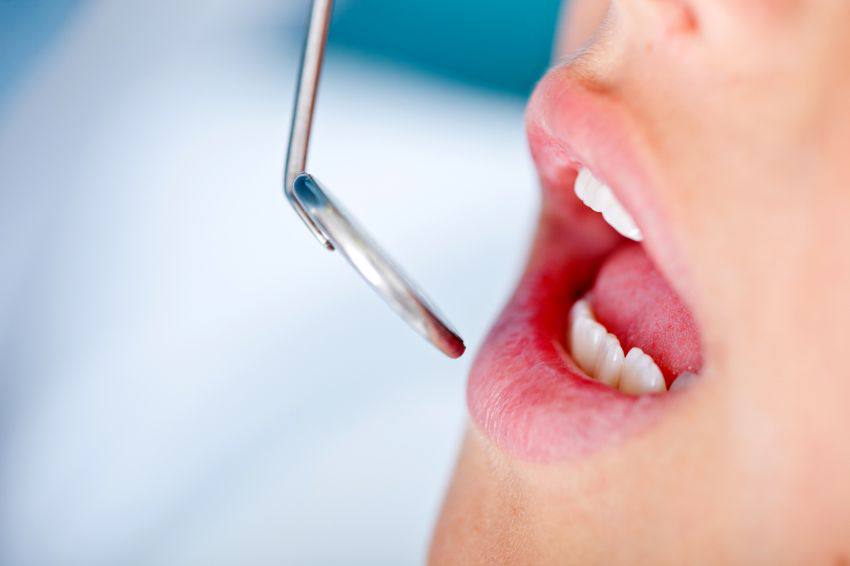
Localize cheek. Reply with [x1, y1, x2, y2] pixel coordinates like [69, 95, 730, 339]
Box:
[697, 0, 811, 63]
[697, 0, 798, 28]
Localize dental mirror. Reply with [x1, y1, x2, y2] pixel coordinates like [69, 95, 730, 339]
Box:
[282, 0, 465, 358]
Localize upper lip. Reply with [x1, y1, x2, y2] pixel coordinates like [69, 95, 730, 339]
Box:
[526, 67, 662, 249]
[466, 65, 680, 462]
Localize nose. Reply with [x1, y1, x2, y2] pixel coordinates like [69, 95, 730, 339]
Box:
[556, 0, 611, 56]
[556, 0, 698, 62]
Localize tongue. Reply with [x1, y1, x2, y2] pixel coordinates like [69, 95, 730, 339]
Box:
[589, 244, 702, 386]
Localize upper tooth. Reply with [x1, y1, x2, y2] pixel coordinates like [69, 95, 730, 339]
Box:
[574, 167, 643, 241]
[620, 347, 666, 394]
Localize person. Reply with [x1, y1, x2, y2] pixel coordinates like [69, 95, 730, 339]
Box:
[430, 0, 850, 563]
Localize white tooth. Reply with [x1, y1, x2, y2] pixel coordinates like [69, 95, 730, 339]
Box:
[570, 316, 606, 377]
[601, 201, 643, 242]
[573, 168, 597, 206]
[670, 371, 698, 392]
[570, 299, 593, 322]
[589, 183, 617, 214]
[593, 333, 625, 387]
[573, 167, 643, 241]
[620, 347, 666, 395]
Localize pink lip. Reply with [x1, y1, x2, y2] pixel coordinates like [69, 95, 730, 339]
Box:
[466, 68, 682, 462]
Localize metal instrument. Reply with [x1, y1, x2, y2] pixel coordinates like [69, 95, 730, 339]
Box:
[282, 0, 465, 358]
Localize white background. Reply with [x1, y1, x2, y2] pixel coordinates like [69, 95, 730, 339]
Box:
[0, 1, 536, 564]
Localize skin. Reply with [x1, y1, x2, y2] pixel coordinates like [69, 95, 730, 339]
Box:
[430, 0, 850, 564]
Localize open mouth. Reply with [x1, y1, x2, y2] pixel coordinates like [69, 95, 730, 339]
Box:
[569, 166, 702, 395]
[467, 70, 704, 461]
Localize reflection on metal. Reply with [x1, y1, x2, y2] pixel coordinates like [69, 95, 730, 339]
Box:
[282, 0, 465, 358]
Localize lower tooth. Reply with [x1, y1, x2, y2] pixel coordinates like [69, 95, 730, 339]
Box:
[571, 317, 606, 376]
[670, 371, 698, 391]
[593, 333, 624, 387]
[570, 299, 593, 321]
[569, 300, 682, 395]
[619, 347, 666, 395]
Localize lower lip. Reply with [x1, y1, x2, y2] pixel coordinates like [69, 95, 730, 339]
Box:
[466, 194, 669, 463]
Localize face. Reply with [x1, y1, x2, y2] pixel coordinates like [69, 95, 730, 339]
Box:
[430, 0, 850, 563]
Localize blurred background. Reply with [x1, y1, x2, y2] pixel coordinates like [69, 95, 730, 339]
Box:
[0, 0, 560, 564]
